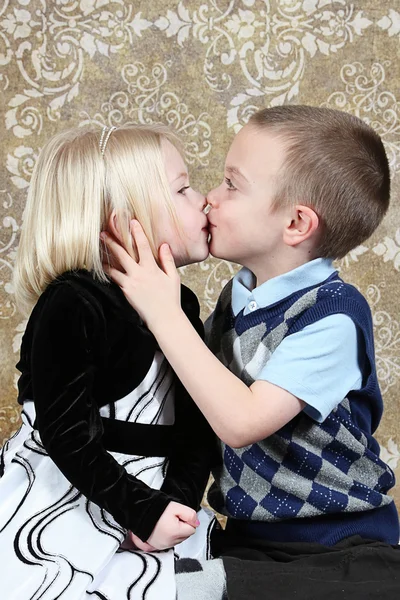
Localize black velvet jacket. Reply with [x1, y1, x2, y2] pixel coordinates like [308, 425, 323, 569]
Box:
[16, 270, 216, 542]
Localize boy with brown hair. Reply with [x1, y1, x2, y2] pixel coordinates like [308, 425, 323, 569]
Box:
[103, 106, 400, 599]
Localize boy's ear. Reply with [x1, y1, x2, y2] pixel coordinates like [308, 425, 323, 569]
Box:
[106, 209, 123, 244]
[283, 204, 319, 247]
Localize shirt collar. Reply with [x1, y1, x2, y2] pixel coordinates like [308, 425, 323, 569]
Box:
[231, 258, 337, 316]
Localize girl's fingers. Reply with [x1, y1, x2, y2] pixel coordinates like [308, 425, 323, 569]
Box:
[137, 541, 156, 552]
[130, 220, 155, 267]
[101, 232, 137, 274]
[129, 532, 156, 552]
[103, 264, 127, 288]
[159, 243, 178, 278]
[176, 522, 196, 538]
[175, 505, 197, 526]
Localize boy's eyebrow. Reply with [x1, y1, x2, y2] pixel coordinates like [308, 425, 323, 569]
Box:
[225, 165, 249, 183]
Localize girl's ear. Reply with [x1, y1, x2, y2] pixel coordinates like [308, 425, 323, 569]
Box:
[102, 210, 128, 271]
[106, 209, 123, 244]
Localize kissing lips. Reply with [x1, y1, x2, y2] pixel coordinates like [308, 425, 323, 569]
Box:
[201, 223, 211, 243]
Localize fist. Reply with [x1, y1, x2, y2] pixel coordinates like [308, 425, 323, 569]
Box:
[129, 501, 200, 551]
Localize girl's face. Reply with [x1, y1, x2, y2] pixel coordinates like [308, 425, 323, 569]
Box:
[158, 140, 209, 267]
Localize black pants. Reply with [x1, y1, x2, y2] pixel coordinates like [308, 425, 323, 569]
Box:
[212, 525, 400, 600]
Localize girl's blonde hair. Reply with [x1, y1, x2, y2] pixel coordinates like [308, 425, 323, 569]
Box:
[14, 124, 183, 315]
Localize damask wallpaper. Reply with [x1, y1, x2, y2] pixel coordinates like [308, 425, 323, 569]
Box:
[0, 1, 399, 510]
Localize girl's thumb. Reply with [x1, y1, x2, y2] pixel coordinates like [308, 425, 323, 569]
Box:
[159, 243, 177, 277]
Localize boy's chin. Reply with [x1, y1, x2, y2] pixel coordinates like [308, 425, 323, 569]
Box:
[210, 248, 240, 265]
[209, 243, 228, 261]
[208, 238, 224, 260]
[178, 249, 210, 268]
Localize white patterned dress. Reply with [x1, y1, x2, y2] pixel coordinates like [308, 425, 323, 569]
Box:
[0, 272, 215, 600]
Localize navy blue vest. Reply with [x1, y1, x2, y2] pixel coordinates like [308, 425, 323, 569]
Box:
[208, 273, 399, 545]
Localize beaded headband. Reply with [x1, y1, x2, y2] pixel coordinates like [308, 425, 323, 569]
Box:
[99, 126, 117, 156]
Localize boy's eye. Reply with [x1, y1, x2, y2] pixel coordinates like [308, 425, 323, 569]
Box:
[178, 185, 190, 195]
[225, 177, 236, 191]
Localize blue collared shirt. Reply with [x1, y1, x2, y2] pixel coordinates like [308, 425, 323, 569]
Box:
[231, 258, 363, 422]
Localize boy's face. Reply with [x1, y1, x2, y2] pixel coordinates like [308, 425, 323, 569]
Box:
[207, 124, 290, 272]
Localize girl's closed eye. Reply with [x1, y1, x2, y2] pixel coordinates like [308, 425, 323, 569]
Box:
[178, 185, 190, 195]
[225, 177, 236, 191]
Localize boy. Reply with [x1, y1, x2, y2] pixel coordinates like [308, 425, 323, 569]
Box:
[103, 106, 400, 599]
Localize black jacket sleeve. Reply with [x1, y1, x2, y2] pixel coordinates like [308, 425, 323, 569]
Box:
[160, 382, 217, 510]
[30, 282, 171, 542]
[160, 286, 218, 510]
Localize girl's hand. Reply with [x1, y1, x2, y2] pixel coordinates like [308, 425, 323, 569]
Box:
[102, 220, 182, 331]
[127, 533, 157, 553]
[128, 501, 200, 552]
[121, 533, 157, 553]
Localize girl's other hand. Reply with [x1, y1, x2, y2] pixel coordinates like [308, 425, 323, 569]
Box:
[128, 501, 200, 552]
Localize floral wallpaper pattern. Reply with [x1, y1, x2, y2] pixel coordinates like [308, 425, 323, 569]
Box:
[0, 0, 399, 509]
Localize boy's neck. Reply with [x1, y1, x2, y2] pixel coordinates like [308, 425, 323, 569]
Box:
[245, 251, 317, 288]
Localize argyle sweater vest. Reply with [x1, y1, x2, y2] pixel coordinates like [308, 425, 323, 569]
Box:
[207, 273, 399, 545]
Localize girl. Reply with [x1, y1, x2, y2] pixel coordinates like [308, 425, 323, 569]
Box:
[0, 124, 215, 599]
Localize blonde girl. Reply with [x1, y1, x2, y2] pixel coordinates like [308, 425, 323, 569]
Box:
[0, 124, 214, 600]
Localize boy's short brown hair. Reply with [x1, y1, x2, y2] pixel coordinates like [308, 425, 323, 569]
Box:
[249, 106, 390, 259]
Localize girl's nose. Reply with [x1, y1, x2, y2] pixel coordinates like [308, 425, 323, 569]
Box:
[195, 190, 207, 211]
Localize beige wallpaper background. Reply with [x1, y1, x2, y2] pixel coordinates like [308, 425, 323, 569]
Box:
[0, 1, 399, 511]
